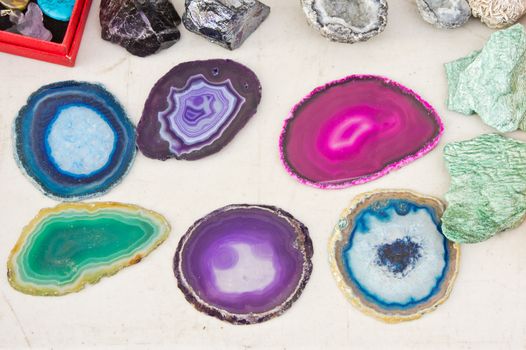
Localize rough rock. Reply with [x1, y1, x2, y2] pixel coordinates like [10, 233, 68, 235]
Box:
[182, 0, 270, 50]
[445, 24, 526, 132]
[416, 0, 471, 29]
[100, 0, 181, 57]
[443, 134, 526, 243]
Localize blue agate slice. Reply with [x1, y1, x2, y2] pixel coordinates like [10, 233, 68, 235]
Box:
[37, 0, 75, 21]
[14, 81, 136, 201]
[329, 190, 460, 322]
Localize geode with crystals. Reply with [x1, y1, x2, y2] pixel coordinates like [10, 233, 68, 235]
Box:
[183, 0, 270, 50]
[137, 59, 261, 160]
[416, 0, 472, 29]
[100, 0, 182, 57]
[301, 0, 388, 43]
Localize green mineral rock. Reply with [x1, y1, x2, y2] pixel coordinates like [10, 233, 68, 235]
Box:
[443, 134, 526, 243]
[445, 24, 526, 132]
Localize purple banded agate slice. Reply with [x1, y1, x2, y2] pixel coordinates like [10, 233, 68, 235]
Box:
[279, 75, 443, 189]
[174, 204, 313, 324]
[137, 59, 262, 160]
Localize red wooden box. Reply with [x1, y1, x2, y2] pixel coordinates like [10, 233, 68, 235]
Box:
[0, 0, 92, 67]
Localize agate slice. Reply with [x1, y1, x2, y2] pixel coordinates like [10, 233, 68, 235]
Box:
[443, 134, 526, 243]
[174, 204, 313, 324]
[446, 24, 526, 132]
[329, 190, 460, 322]
[137, 59, 261, 160]
[280, 75, 443, 189]
[7, 202, 170, 296]
[36, 0, 75, 21]
[416, 0, 472, 29]
[301, 0, 388, 43]
[14, 81, 136, 201]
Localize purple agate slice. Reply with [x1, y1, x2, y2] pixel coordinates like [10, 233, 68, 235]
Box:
[280, 75, 443, 189]
[174, 204, 313, 324]
[137, 59, 261, 160]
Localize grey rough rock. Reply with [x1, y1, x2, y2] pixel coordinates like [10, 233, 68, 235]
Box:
[182, 0, 270, 50]
[416, 0, 471, 29]
[301, 0, 388, 43]
[100, 0, 181, 57]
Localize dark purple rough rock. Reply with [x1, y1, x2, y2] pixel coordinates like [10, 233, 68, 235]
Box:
[137, 59, 262, 160]
[182, 0, 270, 50]
[100, 0, 181, 57]
[174, 204, 313, 324]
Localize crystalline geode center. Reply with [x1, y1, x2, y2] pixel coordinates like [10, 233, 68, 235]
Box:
[158, 75, 245, 152]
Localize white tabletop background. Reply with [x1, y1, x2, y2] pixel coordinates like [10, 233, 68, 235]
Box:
[1, 1, 526, 349]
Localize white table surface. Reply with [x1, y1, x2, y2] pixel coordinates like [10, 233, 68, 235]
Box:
[1, 1, 526, 349]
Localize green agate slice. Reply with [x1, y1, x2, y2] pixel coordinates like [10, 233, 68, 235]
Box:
[445, 24, 526, 132]
[7, 202, 170, 296]
[443, 134, 526, 243]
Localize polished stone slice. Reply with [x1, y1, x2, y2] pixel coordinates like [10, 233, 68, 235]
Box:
[280, 75, 443, 189]
[182, 0, 270, 50]
[14, 81, 136, 201]
[469, 0, 526, 28]
[100, 0, 181, 57]
[137, 59, 261, 160]
[443, 134, 526, 243]
[7, 202, 170, 296]
[174, 204, 313, 324]
[416, 0, 471, 29]
[446, 24, 526, 132]
[0, 0, 29, 10]
[329, 190, 460, 322]
[301, 0, 388, 43]
[7, 3, 52, 41]
[36, 0, 75, 21]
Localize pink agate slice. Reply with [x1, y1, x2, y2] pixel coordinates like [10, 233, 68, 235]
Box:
[279, 75, 443, 188]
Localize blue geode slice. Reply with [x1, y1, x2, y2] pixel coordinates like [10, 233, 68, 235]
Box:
[14, 81, 136, 201]
[137, 59, 261, 160]
[329, 190, 460, 322]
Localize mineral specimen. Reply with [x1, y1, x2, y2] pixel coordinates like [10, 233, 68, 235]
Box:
[469, 0, 526, 28]
[14, 81, 136, 201]
[329, 190, 460, 322]
[280, 75, 443, 189]
[36, 0, 75, 21]
[301, 0, 388, 43]
[446, 24, 526, 132]
[443, 134, 526, 243]
[0, 0, 29, 10]
[7, 202, 170, 296]
[416, 0, 472, 29]
[182, 0, 270, 50]
[7, 3, 52, 41]
[137, 59, 261, 160]
[100, 0, 182, 57]
[174, 204, 313, 324]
